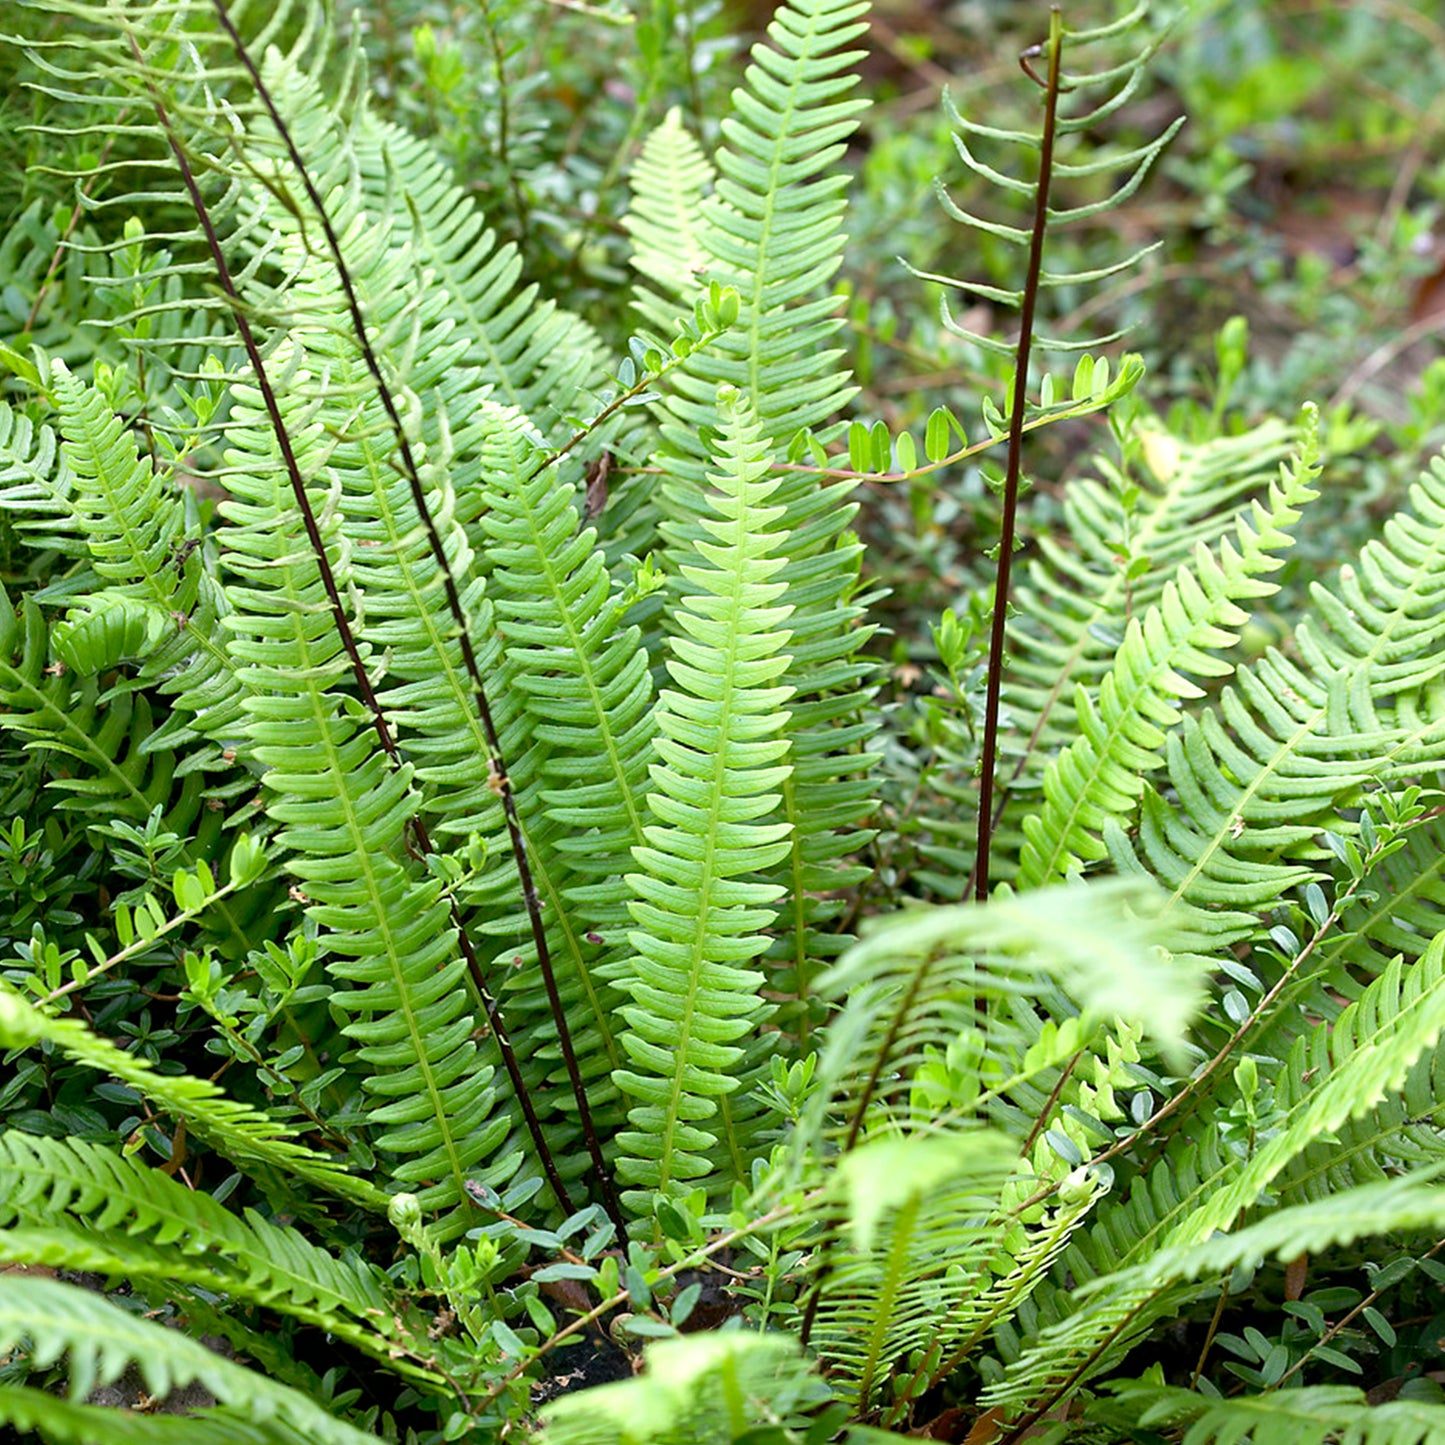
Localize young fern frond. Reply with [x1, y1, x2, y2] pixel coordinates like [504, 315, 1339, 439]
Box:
[625, 107, 717, 327]
[808, 1133, 1020, 1416]
[1014, 411, 1320, 888]
[613, 389, 795, 1209]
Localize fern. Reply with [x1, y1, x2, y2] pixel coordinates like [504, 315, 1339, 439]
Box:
[1115, 1385, 1445, 1445]
[1014, 410, 1320, 889]
[0, 1133, 420, 1372]
[612, 388, 795, 1209]
[0, 1276, 382, 1445]
[0, 986, 384, 1210]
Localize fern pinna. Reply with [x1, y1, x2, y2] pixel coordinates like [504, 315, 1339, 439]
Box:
[2, 0, 1445, 1442]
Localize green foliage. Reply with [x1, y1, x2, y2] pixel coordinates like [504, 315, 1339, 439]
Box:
[0, 0, 1443, 1442]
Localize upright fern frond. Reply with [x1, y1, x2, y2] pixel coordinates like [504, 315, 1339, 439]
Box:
[474, 411, 657, 1119]
[625, 107, 717, 328]
[1014, 412, 1319, 888]
[613, 389, 795, 1210]
[219, 358, 512, 1236]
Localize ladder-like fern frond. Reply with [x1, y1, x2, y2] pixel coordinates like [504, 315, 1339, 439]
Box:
[0, 1276, 382, 1445]
[1014, 412, 1319, 888]
[612, 390, 795, 1209]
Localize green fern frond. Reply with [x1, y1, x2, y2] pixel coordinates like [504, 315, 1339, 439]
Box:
[219, 354, 514, 1233]
[807, 1132, 1019, 1414]
[1114, 1384, 1445, 1445]
[538, 1333, 827, 1445]
[1014, 411, 1320, 889]
[0, 1387, 282, 1444]
[1107, 451, 1445, 944]
[0, 1132, 418, 1371]
[986, 933, 1445, 1414]
[474, 410, 657, 1109]
[625, 107, 716, 325]
[0, 987, 382, 1210]
[1091, 1165, 1445, 1297]
[641, 0, 880, 1029]
[0, 1276, 382, 1445]
[613, 389, 795, 1209]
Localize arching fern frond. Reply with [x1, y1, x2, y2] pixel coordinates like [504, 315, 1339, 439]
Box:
[0, 1132, 418, 1372]
[985, 933, 1445, 1418]
[0, 1276, 382, 1445]
[0, 986, 382, 1210]
[1014, 411, 1319, 889]
[1106, 452, 1445, 949]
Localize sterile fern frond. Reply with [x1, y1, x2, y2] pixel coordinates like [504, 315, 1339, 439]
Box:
[612, 389, 796, 1210]
[985, 933, 1445, 1417]
[0, 1132, 419, 1371]
[625, 107, 716, 328]
[0, 986, 383, 1210]
[1014, 411, 1319, 888]
[1092, 1165, 1445, 1297]
[538, 1333, 828, 1445]
[474, 409, 657, 1120]
[1107, 452, 1445, 947]
[1113, 1384, 1445, 1445]
[0, 1276, 382, 1445]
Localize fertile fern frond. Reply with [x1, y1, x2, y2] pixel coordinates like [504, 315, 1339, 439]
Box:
[0, 986, 383, 1210]
[0, 1132, 419, 1371]
[612, 389, 795, 1209]
[1014, 411, 1319, 889]
[0, 1276, 382, 1445]
[928, 5, 1180, 359]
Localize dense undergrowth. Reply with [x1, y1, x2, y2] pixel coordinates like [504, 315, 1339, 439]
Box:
[1, 0, 1445, 1441]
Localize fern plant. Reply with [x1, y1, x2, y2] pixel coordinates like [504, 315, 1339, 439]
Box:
[1, 1, 1445, 1443]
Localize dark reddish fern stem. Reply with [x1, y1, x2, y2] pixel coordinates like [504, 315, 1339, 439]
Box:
[974, 7, 1064, 903]
[136, 42, 581, 1222]
[208, 0, 625, 1232]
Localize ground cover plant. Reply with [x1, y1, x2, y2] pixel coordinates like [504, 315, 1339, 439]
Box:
[1, 0, 1445, 1441]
